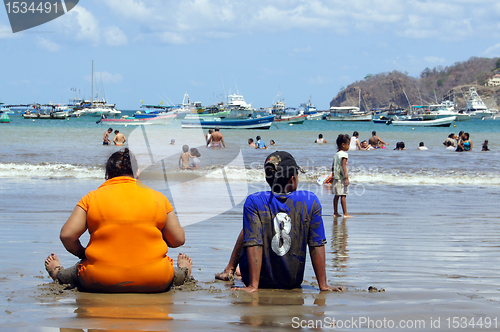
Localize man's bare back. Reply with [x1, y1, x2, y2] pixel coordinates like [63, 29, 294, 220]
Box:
[207, 127, 225, 148]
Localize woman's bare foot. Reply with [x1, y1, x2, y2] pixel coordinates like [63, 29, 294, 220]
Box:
[343, 214, 353, 218]
[177, 253, 192, 278]
[333, 213, 342, 218]
[44, 253, 61, 281]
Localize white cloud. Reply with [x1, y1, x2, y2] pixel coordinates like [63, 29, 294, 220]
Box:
[37, 37, 62, 52]
[424, 56, 446, 64]
[0, 24, 17, 39]
[483, 43, 500, 57]
[59, 6, 100, 45]
[104, 26, 128, 46]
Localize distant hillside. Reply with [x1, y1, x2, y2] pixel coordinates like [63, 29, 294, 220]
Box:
[330, 57, 500, 111]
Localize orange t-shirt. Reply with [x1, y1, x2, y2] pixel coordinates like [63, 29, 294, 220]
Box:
[76, 176, 175, 292]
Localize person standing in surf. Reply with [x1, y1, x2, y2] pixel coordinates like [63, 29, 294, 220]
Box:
[332, 134, 352, 218]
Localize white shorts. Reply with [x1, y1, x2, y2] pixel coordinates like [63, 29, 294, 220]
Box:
[333, 179, 349, 195]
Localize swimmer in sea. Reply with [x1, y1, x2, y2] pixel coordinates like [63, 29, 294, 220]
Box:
[113, 130, 126, 146]
[103, 128, 113, 145]
[207, 127, 225, 148]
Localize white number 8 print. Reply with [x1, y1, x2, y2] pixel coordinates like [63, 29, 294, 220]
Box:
[271, 212, 291, 256]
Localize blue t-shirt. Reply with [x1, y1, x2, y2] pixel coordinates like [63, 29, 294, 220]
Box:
[256, 140, 267, 149]
[240, 190, 326, 289]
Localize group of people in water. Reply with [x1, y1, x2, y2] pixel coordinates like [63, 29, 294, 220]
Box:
[102, 127, 126, 146]
[248, 136, 276, 149]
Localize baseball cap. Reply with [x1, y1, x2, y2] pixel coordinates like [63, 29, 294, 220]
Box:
[264, 151, 306, 174]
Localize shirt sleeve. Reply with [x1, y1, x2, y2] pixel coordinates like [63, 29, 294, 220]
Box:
[164, 195, 174, 214]
[242, 195, 263, 247]
[308, 195, 327, 247]
[76, 191, 93, 212]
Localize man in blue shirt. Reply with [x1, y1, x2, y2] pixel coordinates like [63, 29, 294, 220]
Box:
[216, 151, 342, 292]
[255, 135, 267, 149]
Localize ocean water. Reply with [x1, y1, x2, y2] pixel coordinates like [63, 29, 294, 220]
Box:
[1, 112, 499, 185]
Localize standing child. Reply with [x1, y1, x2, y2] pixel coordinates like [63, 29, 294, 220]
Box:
[332, 134, 352, 218]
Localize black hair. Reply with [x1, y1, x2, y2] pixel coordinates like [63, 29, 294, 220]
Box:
[256, 135, 261, 140]
[190, 147, 201, 158]
[372, 131, 376, 135]
[182, 145, 189, 152]
[448, 133, 455, 138]
[318, 134, 323, 138]
[107, 128, 113, 132]
[353, 131, 359, 137]
[105, 148, 138, 180]
[419, 142, 425, 146]
[336, 134, 350, 150]
[464, 132, 470, 140]
[458, 131, 464, 136]
[248, 138, 254, 142]
[114, 130, 119, 134]
[394, 142, 405, 150]
[265, 164, 297, 194]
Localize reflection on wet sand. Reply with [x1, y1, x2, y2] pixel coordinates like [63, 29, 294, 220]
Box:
[331, 218, 349, 272]
[73, 293, 173, 320]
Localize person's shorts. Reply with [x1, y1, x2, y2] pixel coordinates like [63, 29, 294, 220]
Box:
[333, 179, 349, 195]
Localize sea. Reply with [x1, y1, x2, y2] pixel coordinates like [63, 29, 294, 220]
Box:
[1, 112, 500, 331]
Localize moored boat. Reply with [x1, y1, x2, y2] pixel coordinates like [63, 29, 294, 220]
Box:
[181, 114, 275, 129]
[101, 113, 176, 126]
[326, 106, 372, 121]
[391, 115, 456, 127]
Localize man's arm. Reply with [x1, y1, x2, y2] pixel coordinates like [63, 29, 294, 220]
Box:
[309, 245, 334, 291]
[235, 245, 262, 293]
[221, 136, 225, 148]
[206, 136, 212, 147]
[378, 137, 388, 145]
[60, 206, 88, 259]
[356, 139, 362, 150]
[122, 135, 126, 144]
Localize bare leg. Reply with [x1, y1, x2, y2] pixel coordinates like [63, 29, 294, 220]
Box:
[341, 196, 353, 218]
[44, 253, 61, 281]
[172, 253, 193, 286]
[333, 195, 342, 217]
[215, 230, 243, 281]
[44, 253, 79, 284]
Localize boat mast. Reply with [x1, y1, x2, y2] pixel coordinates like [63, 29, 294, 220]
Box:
[91, 60, 94, 103]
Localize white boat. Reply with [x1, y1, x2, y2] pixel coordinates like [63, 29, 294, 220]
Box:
[300, 97, 326, 120]
[391, 116, 456, 127]
[101, 113, 176, 126]
[327, 89, 372, 121]
[465, 87, 497, 119]
[326, 106, 372, 121]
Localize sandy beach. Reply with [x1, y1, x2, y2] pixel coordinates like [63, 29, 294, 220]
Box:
[1, 176, 499, 331]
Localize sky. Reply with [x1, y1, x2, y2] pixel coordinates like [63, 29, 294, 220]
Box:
[1, 0, 500, 111]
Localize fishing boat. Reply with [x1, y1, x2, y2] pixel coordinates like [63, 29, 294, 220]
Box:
[101, 113, 176, 126]
[300, 97, 326, 120]
[184, 103, 230, 120]
[391, 115, 456, 127]
[326, 106, 372, 121]
[274, 112, 307, 124]
[464, 87, 498, 119]
[181, 109, 274, 129]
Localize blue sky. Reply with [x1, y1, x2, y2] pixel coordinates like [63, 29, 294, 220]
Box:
[1, 0, 500, 110]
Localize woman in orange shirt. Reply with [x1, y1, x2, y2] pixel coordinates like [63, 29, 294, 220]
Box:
[44, 148, 191, 292]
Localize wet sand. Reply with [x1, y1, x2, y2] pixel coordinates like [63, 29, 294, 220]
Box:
[1, 179, 500, 331]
